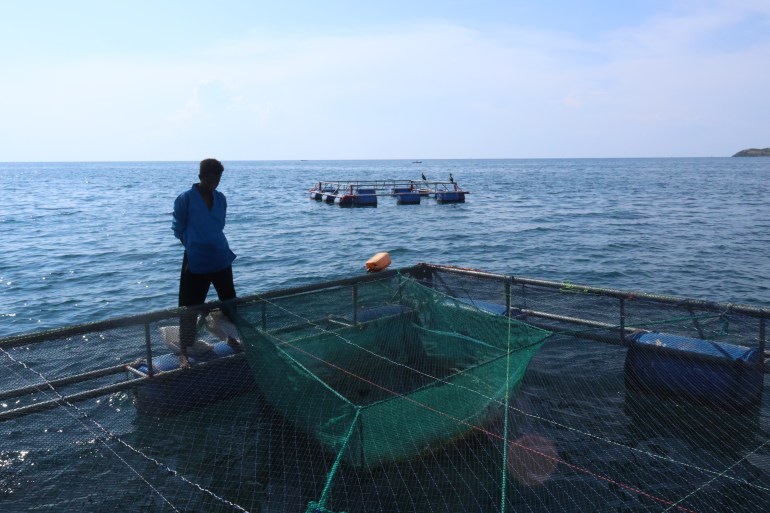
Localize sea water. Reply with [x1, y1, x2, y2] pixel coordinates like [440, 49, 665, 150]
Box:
[1, 158, 769, 511]
[1, 158, 768, 339]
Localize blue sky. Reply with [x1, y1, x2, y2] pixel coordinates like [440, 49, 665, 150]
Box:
[1, 0, 768, 160]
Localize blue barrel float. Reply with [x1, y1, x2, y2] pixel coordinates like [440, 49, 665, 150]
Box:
[355, 188, 377, 206]
[435, 190, 466, 203]
[131, 342, 254, 416]
[337, 188, 378, 207]
[624, 332, 763, 409]
[392, 187, 421, 205]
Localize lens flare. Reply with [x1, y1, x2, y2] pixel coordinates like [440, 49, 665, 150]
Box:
[506, 434, 558, 486]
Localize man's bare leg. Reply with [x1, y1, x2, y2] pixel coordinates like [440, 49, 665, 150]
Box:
[179, 343, 191, 368]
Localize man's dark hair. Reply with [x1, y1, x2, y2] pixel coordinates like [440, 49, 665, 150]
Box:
[200, 158, 224, 175]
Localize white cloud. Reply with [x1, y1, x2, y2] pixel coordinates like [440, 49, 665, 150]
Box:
[1, 2, 768, 160]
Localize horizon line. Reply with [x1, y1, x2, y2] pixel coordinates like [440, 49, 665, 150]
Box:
[0, 155, 743, 164]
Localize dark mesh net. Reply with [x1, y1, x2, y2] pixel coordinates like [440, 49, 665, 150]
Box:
[1, 265, 768, 512]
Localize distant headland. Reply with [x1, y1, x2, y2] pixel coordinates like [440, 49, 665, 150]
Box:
[732, 148, 770, 157]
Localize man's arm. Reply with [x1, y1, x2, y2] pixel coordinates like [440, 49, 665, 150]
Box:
[172, 193, 188, 243]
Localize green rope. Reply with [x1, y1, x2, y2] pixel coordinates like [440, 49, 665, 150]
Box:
[411, 323, 505, 352]
[500, 294, 513, 513]
[306, 407, 362, 513]
[259, 330, 356, 407]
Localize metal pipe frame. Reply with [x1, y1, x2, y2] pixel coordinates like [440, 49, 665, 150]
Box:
[0, 353, 247, 422]
[2, 262, 768, 422]
[419, 263, 770, 320]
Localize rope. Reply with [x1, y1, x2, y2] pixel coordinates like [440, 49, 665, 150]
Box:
[307, 407, 362, 513]
[241, 277, 770, 495]
[241, 294, 708, 511]
[0, 346, 250, 512]
[0, 347, 181, 511]
[258, 329, 356, 407]
[500, 395, 770, 493]
[3, 270, 766, 511]
[662, 439, 770, 512]
[500, 294, 513, 513]
[411, 323, 507, 352]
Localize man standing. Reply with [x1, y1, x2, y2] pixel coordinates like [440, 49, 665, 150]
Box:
[172, 158, 237, 367]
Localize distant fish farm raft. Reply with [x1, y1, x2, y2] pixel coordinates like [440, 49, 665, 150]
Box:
[309, 177, 468, 206]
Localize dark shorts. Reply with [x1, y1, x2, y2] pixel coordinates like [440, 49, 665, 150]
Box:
[178, 252, 236, 306]
[178, 252, 236, 348]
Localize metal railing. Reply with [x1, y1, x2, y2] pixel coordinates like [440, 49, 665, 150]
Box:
[2, 263, 767, 422]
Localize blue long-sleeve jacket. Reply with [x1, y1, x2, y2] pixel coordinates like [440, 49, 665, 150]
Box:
[172, 185, 236, 273]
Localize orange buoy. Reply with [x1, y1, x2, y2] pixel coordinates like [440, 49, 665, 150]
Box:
[365, 252, 391, 272]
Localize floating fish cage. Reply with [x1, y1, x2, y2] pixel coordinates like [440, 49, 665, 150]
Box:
[309, 179, 468, 207]
[1, 264, 768, 512]
[235, 274, 551, 467]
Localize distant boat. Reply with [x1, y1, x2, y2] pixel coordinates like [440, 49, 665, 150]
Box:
[412, 160, 422, 164]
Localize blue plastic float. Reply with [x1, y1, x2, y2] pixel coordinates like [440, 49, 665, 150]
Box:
[435, 191, 465, 203]
[334, 188, 378, 207]
[131, 342, 254, 415]
[624, 332, 763, 409]
[354, 188, 377, 207]
[392, 187, 421, 205]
